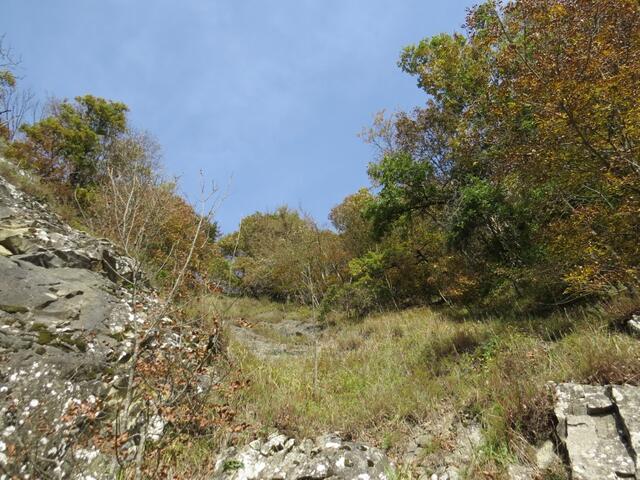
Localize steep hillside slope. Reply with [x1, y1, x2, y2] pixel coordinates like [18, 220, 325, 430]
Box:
[0, 172, 396, 480]
[0, 171, 157, 477]
[221, 300, 640, 479]
[2, 168, 640, 480]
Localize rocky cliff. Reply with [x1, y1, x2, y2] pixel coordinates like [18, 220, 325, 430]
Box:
[0, 171, 157, 478]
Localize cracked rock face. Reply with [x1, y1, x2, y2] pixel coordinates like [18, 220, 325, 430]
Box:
[629, 314, 640, 338]
[555, 383, 640, 479]
[212, 432, 393, 480]
[0, 179, 140, 283]
[0, 173, 154, 478]
[402, 416, 483, 480]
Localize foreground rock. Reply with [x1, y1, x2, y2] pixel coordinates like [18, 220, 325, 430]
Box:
[213, 432, 393, 479]
[402, 416, 483, 480]
[0, 173, 156, 478]
[629, 314, 640, 338]
[555, 382, 640, 479]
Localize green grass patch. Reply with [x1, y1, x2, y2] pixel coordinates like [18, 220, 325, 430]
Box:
[222, 300, 640, 476]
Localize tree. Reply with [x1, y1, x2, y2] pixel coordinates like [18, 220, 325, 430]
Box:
[85, 131, 221, 293]
[15, 95, 128, 187]
[0, 36, 34, 141]
[474, 0, 640, 297]
[329, 188, 376, 258]
[218, 207, 347, 304]
[360, 0, 640, 311]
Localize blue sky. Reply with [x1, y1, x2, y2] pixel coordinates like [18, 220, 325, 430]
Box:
[3, 0, 475, 233]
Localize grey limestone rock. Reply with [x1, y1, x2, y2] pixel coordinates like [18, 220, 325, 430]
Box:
[628, 314, 640, 338]
[555, 383, 640, 479]
[212, 432, 394, 480]
[0, 170, 155, 478]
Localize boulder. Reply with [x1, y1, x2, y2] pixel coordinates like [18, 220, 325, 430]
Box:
[610, 385, 640, 463]
[555, 383, 639, 479]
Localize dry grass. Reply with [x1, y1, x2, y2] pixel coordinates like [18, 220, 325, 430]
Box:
[229, 310, 448, 442]
[219, 299, 640, 477]
[227, 309, 494, 444]
[0, 152, 90, 228]
[202, 294, 314, 324]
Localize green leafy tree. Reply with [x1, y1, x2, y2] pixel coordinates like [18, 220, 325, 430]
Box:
[329, 188, 376, 258]
[359, 0, 640, 312]
[218, 207, 347, 303]
[15, 95, 128, 187]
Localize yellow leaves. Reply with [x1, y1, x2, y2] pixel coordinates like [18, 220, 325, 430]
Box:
[547, 4, 568, 21]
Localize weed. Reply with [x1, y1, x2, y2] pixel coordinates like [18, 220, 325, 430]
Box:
[222, 460, 244, 472]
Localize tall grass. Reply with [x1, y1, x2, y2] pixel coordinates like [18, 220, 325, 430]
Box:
[223, 300, 640, 476]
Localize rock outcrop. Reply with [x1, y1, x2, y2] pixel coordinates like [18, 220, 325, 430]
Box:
[629, 314, 640, 338]
[212, 432, 393, 480]
[401, 417, 483, 480]
[555, 382, 640, 479]
[0, 173, 155, 478]
[229, 317, 322, 358]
